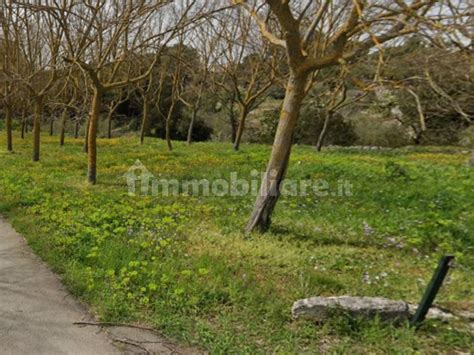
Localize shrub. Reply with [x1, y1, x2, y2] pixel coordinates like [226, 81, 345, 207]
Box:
[255, 104, 358, 146]
[353, 113, 411, 147]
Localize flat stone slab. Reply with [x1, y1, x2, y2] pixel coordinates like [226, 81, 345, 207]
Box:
[292, 296, 410, 322]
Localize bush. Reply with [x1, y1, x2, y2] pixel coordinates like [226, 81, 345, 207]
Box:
[459, 125, 474, 148]
[297, 106, 357, 146]
[353, 113, 411, 147]
[255, 108, 279, 144]
[255, 103, 358, 146]
[148, 111, 213, 142]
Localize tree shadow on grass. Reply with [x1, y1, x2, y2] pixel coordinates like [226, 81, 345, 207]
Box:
[268, 224, 377, 250]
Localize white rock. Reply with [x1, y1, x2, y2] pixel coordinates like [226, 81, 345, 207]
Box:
[292, 296, 409, 322]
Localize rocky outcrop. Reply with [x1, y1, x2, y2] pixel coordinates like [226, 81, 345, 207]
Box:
[292, 296, 462, 323]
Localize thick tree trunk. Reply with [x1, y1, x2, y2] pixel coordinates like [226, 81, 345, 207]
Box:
[186, 107, 198, 145]
[165, 102, 175, 151]
[60, 109, 68, 146]
[6, 106, 13, 152]
[233, 105, 249, 151]
[316, 111, 331, 152]
[139, 97, 150, 145]
[246, 72, 309, 233]
[32, 97, 44, 162]
[87, 88, 103, 184]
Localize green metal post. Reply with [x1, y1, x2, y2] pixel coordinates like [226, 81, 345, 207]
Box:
[410, 255, 454, 327]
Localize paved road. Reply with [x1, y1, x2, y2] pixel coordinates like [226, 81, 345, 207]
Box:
[0, 216, 118, 354]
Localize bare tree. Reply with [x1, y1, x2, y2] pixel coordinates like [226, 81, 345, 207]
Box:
[234, 0, 470, 232]
[137, 70, 155, 145]
[213, 8, 279, 150]
[178, 23, 216, 145]
[309, 67, 371, 151]
[51, 70, 87, 146]
[54, 0, 200, 183]
[164, 47, 186, 152]
[0, 39, 15, 152]
[106, 87, 131, 139]
[2, 1, 63, 161]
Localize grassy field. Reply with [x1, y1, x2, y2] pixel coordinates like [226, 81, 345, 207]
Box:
[0, 133, 473, 353]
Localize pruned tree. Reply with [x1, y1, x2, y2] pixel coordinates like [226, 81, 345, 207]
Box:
[211, 74, 239, 142]
[234, 0, 471, 232]
[137, 69, 155, 145]
[52, 0, 201, 183]
[51, 69, 87, 146]
[152, 48, 178, 151]
[307, 67, 371, 151]
[178, 22, 216, 145]
[213, 8, 279, 150]
[1, 0, 63, 160]
[106, 87, 131, 139]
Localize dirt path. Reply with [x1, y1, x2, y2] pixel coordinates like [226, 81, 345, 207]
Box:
[0, 216, 202, 355]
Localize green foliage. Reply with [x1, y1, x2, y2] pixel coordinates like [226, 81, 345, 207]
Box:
[0, 133, 472, 353]
[255, 107, 279, 144]
[353, 113, 412, 147]
[256, 105, 357, 146]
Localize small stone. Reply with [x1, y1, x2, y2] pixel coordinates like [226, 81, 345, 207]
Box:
[292, 296, 409, 322]
[468, 152, 474, 167]
[408, 304, 456, 321]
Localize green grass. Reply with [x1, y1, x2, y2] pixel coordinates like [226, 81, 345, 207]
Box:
[0, 132, 473, 353]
